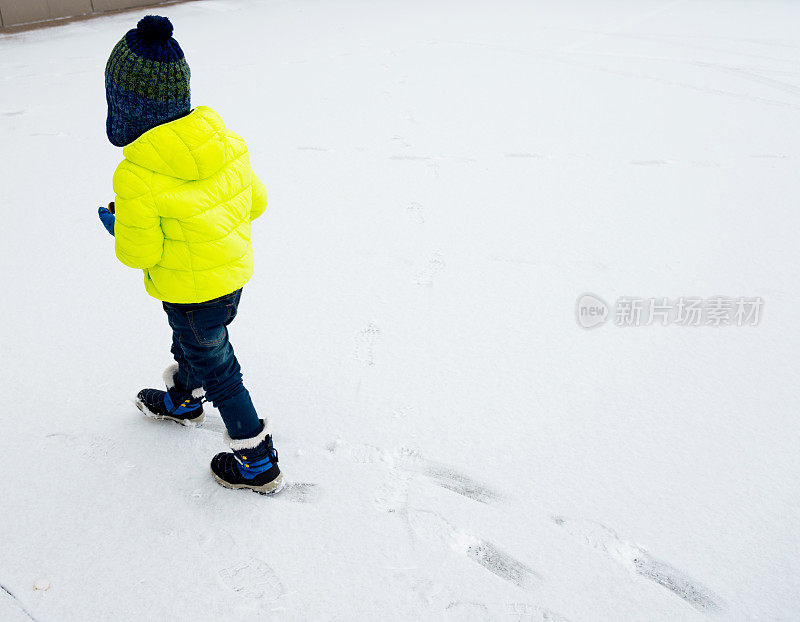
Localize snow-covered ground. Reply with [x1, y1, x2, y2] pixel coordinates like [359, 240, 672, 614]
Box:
[1, 0, 799, 619]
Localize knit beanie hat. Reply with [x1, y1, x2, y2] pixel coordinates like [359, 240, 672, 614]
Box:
[105, 15, 191, 147]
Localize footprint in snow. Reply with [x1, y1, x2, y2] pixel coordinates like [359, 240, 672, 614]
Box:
[326, 438, 389, 463]
[397, 447, 504, 505]
[408, 201, 425, 224]
[505, 602, 571, 622]
[353, 322, 380, 366]
[278, 482, 320, 503]
[218, 558, 284, 600]
[408, 509, 541, 591]
[196, 419, 227, 435]
[374, 469, 411, 513]
[329, 440, 503, 506]
[553, 516, 723, 613]
[46, 432, 119, 460]
[421, 462, 503, 506]
[415, 253, 446, 285]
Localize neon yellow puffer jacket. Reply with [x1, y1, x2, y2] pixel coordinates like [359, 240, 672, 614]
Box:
[112, 106, 267, 303]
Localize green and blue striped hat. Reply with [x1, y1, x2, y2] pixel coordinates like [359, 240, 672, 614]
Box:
[105, 15, 191, 147]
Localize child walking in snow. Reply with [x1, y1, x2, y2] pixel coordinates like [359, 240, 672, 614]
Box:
[98, 15, 282, 494]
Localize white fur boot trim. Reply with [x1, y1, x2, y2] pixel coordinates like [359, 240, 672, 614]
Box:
[225, 421, 272, 451]
[163, 363, 205, 398]
[163, 363, 178, 388]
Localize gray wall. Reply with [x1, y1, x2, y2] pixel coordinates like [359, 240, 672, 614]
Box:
[0, 0, 176, 27]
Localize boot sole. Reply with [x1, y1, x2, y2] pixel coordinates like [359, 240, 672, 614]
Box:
[212, 471, 285, 495]
[135, 399, 205, 426]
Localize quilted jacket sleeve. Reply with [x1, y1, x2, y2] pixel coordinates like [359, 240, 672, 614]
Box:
[250, 170, 268, 221]
[113, 164, 164, 269]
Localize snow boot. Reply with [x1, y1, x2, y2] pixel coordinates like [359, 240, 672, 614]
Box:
[210, 420, 284, 494]
[135, 364, 205, 425]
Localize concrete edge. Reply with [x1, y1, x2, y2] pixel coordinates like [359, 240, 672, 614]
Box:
[0, 0, 197, 34]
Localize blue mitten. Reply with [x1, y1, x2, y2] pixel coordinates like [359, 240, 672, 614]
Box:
[98, 206, 115, 236]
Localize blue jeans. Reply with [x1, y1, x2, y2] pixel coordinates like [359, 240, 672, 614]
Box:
[162, 288, 262, 439]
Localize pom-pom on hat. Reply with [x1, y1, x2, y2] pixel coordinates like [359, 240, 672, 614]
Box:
[105, 15, 191, 147]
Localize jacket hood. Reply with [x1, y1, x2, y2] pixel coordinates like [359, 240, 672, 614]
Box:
[121, 106, 228, 180]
